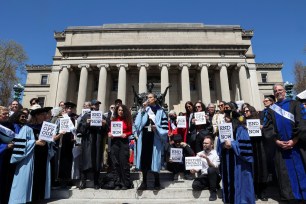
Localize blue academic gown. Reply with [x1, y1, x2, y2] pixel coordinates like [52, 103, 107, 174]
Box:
[218, 125, 255, 204]
[271, 99, 306, 201]
[9, 125, 36, 204]
[134, 106, 168, 172]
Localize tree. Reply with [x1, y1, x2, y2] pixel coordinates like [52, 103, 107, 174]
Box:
[0, 40, 28, 106]
[293, 61, 306, 94]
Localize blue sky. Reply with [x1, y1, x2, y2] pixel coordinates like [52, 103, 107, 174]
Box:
[1, 0, 305, 84]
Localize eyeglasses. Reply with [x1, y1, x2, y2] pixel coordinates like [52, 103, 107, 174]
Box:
[218, 104, 224, 107]
[224, 107, 230, 110]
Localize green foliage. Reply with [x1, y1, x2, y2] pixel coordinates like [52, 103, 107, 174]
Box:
[0, 40, 28, 105]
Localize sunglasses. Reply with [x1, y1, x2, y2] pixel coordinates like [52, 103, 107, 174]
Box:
[218, 104, 224, 107]
[244, 110, 250, 113]
[196, 106, 201, 108]
[110, 107, 115, 109]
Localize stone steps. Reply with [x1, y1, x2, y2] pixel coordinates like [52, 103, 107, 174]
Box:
[48, 170, 282, 203]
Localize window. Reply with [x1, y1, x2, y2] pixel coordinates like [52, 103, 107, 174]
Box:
[261, 73, 267, 83]
[37, 97, 45, 107]
[41, 75, 48, 85]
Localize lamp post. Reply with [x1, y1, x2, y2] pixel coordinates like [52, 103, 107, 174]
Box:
[284, 81, 294, 99]
[13, 83, 24, 102]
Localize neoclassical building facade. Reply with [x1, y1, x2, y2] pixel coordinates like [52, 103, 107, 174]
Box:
[23, 23, 283, 113]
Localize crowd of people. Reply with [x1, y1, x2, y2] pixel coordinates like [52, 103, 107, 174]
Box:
[0, 84, 306, 204]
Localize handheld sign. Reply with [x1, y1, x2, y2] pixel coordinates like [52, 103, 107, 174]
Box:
[0, 124, 15, 143]
[39, 121, 57, 142]
[60, 118, 71, 132]
[82, 109, 90, 116]
[177, 116, 187, 128]
[218, 123, 234, 143]
[246, 119, 262, 137]
[185, 157, 202, 170]
[91, 111, 103, 126]
[111, 121, 123, 137]
[170, 148, 183, 162]
[194, 112, 206, 125]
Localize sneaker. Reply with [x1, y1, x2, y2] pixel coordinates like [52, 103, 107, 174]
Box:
[137, 182, 147, 191]
[209, 191, 217, 201]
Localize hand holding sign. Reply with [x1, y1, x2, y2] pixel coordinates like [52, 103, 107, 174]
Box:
[39, 121, 57, 142]
[194, 112, 206, 125]
[91, 111, 103, 126]
[111, 121, 123, 137]
[218, 123, 234, 143]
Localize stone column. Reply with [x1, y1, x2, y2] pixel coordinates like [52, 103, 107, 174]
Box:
[76, 64, 90, 114]
[159, 63, 171, 106]
[179, 63, 191, 103]
[97, 64, 109, 113]
[56, 65, 71, 105]
[237, 63, 251, 103]
[198, 63, 211, 105]
[117, 64, 128, 104]
[137, 63, 149, 93]
[249, 65, 261, 109]
[218, 63, 231, 102]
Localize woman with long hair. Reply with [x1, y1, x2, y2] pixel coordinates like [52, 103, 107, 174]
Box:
[244, 104, 269, 201]
[217, 110, 255, 204]
[108, 104, 133, 190]
[184, 101, 195, 145]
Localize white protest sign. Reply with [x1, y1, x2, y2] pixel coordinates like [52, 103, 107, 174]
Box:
[194, 112, 206, 125]
[82, 109, 91, 116]
[111, 121, 123, 137]
[60, 118, 71, 132]
[185, 157, 202, 170]
[39, 121, 57, 142]
[246, 119, 262, 137]
[218, 123, 234, 143]
[91, 111, 103, 126]
[177, 116, 186, 128]
[170, 148, 183, 162]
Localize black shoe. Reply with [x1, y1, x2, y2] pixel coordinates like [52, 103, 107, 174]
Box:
[94, 185, 100, 190]
[79, 180, 86, 190]
[154, 182, 161, 191]
[114, 186, 121, 190]
[121, 186, 128, 190]
[209, 191, 217, 201]
[258, 194, 268, 201]
[137, 182, 147, 191]
[184, 174, 193, 180]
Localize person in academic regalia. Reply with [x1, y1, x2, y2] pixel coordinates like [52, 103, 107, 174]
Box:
[217, 110, 255, 204]
[263, 84, 306, 203]
[57, 101, 77, 188]
[243, 105, 269, 201]
[0, 106, 15, 204]
[77, 99, 109, 189]
[134, 93, 168, 191]
[27, 104, 54, 201]
[8, 110, 46, 204]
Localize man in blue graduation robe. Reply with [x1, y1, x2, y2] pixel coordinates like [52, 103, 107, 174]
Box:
[263, 84, 306, 202]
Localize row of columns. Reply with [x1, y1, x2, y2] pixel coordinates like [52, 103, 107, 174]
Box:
[56, 62, 255, 113]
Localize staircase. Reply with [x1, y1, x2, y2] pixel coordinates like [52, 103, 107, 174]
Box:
[48, 170, 282, 204]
